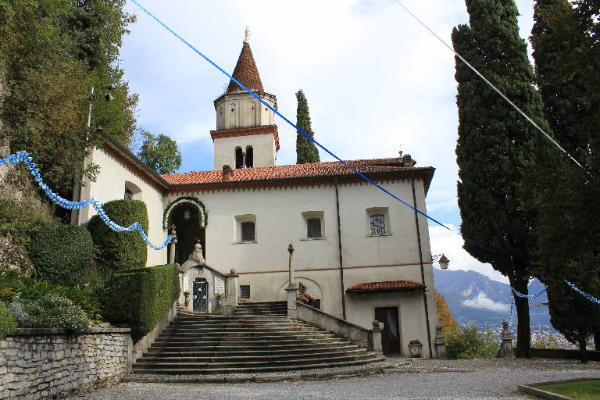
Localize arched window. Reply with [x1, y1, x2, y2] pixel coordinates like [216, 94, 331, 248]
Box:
[235, 147, 244, 169]
[245, 146, 254, 168]
[124, 181, 142, 200]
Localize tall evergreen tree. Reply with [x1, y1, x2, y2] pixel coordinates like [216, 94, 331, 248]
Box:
[531, 0, 600, 359]
[452, 0, 551, 357]
[295, 90, 320, 164]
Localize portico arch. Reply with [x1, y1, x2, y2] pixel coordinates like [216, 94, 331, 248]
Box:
[164, 197, 208, 264]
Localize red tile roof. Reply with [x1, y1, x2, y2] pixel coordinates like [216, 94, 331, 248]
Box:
[162, 157, 434, 192]
[227, 41, 264, 94]
[346, 280, 425, 294]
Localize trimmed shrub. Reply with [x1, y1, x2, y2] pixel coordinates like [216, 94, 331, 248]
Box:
[9, 296, 90, 333]
[446, 326, 498, 359]
[0, 302, 17, 337]
[101, 264, 179, 341]
[28, 223, 94, 284]
[87, 200, 148, 271]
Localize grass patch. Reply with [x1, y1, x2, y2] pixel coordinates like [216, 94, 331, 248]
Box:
[538, 380, 600, 400]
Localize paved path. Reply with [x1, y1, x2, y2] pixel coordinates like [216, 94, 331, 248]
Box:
[69, 360, 600, 400]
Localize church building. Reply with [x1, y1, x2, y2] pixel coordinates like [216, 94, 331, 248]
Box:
[75, 37, 440, 358]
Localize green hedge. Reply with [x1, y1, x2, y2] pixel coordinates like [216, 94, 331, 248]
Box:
[87, 200, 148, 271]
[28, 223, 94, 284]
[0, 302, 17, 338]
[101, 264, 179, 341]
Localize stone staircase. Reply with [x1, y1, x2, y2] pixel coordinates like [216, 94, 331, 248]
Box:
[132, 301, 383, 374]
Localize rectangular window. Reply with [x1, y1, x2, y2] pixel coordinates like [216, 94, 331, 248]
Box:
[302, 211, 324, 240]
[241, 221, 255, 242]
[370, 214, 386, 235]
[367, 207, 390, 236]
[307, 218, 322, 238]
[240, 285, 251, 299]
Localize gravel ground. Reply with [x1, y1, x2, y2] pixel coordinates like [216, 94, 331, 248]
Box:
[68, 359, 600, 400]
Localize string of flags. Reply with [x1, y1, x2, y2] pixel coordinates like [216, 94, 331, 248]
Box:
[0, 151, 174, 250]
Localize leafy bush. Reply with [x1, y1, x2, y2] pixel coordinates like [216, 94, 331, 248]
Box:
[9, 296, 90, 333]
[0, 273, 102, 320]
[446, 326, 498, 359]
[101, 264, 179, 341]
[28, 223, 94, 284]
[0, 169, 54, 249]
[0, 302, 17, 337]
[87, 200, 148, 271]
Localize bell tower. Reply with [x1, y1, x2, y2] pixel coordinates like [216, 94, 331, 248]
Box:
[211, 29, 279, 170]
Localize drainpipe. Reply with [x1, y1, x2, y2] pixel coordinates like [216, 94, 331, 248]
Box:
[335, 178, 347, 320]
[411, 177, 433, 358]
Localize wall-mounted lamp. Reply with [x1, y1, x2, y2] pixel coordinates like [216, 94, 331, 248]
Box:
[432, 254, 450, 270]
[183, 210, 191, 221]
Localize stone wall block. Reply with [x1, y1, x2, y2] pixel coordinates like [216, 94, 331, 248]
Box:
[0, 329, 131, 400]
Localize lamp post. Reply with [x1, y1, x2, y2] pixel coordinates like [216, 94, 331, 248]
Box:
[71, 84, 115, 225]
[287, 243, 295, 288]
[432, 254, 450, 270]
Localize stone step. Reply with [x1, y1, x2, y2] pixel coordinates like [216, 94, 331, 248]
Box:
[144, 345, 361, 357]
[139, 349, 369, 362]
[132, 358, 384, 375]
[158, 331, 333, 338]
[147, 342, 357, 351]
[161, 326, 323, 332]
[151, 338, 344, 347]
[134, 353, 377, 369]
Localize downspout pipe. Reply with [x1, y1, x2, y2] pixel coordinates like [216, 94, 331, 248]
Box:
[335, 178, 347, 320]
[411, 177, 433, 358]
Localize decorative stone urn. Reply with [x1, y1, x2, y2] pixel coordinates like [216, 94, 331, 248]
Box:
[408, 339, 423, 358]
[183, 290, 191, 307]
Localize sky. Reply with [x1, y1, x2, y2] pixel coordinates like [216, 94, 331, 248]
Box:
[121, 0, 537, 283]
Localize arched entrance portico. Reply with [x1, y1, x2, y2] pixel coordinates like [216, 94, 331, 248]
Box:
[164, 197, 208, 265]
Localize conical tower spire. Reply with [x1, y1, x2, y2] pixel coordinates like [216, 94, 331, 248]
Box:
[226, 30, 264, 94]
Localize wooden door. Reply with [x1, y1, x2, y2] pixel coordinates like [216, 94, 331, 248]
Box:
[375, 307, 401, 355]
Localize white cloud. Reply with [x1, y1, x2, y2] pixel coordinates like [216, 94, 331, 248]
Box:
[429, 224, 508, 283]
[463, 292, 510, 313]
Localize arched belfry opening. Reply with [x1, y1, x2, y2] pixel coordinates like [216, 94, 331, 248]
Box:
[164, 198, 208, 265]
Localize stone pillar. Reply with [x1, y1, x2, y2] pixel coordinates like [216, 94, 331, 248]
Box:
[168, 226, 177, 265]
[222, 268, 239, 316]
[434, 326, 446, 359]
[370, 321, 384, 355]
[286, 243, 298, 319]
[497, 320, 514, 358]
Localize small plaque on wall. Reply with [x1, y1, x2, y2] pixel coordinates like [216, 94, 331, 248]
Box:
[215, 276, 225, 295]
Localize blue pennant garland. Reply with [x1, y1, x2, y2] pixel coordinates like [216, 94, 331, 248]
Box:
[0, 151, 174, 250]
[565, 280, 600, 305]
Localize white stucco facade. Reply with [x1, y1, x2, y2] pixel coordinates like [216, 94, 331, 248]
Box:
[76, 38, 441, 358]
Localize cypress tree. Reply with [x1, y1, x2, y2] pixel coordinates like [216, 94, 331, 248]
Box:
[295, 90, 320, 164]
[531, 0, 600, 359]
[452, 0, 551, 358]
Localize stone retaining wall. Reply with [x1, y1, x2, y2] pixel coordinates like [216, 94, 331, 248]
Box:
[0, 328, 132, 400]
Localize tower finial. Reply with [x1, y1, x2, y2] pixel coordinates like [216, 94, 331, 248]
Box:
[244, 26, 250, 43]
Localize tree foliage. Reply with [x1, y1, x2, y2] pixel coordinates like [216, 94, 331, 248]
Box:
[295, 90, 320, 164]
[138, 131, 182, 174]
[435, 291, 459, 336]
[531, 0, 600, 360]
[0, 0, 137, 193]
[452, 0, 551, 357]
